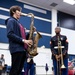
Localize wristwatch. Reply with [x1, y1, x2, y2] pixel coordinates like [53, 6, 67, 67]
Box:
[22, 39, 25, 43]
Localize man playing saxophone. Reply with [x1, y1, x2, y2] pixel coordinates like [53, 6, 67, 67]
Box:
[50, 27, 68, 75]
[6, 5, 36, 75]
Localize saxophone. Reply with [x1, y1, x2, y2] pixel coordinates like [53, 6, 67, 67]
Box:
[26, 13, 42, 57]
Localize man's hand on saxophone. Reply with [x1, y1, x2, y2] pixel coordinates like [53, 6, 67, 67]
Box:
[22, 26, 36, 47]
[23, 39, 33, 47]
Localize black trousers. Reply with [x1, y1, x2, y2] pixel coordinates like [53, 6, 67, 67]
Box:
[0, 70, 2, 75]
[9, 51, 26, 75]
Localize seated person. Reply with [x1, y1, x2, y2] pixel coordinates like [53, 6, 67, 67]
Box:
[68, 59, 74, 70]
[0, 54, 5, 75]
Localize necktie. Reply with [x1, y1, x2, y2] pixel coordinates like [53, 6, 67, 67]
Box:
[19, 24, 28, 50]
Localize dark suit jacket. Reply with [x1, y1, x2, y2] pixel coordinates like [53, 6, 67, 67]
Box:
[50, 34, 68, 59]
[5, 17, 27, 54]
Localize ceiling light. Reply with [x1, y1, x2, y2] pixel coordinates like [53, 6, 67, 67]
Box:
[63, 0, 75, 5]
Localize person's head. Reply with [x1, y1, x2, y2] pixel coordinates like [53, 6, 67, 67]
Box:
[10, 5, 22, 19]
[55, 27, 61, 35]
[1, 54, 4, 59]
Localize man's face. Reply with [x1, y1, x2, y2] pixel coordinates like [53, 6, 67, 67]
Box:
[1, 55, 4, 59]
[55, 27, 61, 34]
[14, 10, 21, 19]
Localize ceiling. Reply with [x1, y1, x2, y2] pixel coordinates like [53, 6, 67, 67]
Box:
[17, 0, 75, 16]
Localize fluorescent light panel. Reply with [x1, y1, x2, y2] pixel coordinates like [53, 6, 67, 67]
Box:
[24, 4, 47, 14]
[0, 7, 9, 12]
[0, 14, 9, 19]
[63, 0, 75, 5]
[0, 25, 6, 28]
[0, 43, 9, 50]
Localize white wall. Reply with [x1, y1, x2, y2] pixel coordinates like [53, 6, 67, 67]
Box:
[0, 43, 11, 66]
[61, 28, 75, 54]
[34, 48, 53, 74]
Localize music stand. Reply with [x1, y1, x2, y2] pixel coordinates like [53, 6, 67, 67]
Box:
[45, 63, 49, 75]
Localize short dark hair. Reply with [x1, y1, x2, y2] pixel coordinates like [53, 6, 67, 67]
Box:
[55, 27, 61, 30]
[10, 5, 22, 16]
[1, 54, 4, 56]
